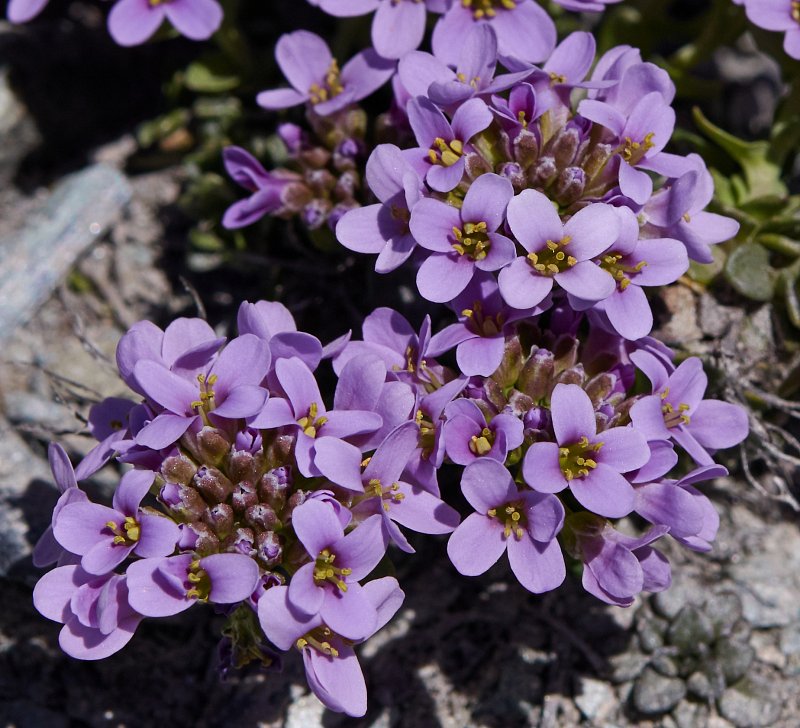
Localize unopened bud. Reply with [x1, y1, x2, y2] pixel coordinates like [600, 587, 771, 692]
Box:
[281, 181, 313, 212]
[528, 155, 558, 188]
[193, 466, 234, 504]
[161, 454, 197, 485]
[302, 199, 332, 229]
[256, 531, 283, 568]
[197, 427, 231, 466]
[259, 468, 291, 511]
[491, 336, 523, 389]
[554, 364, 585, 388]
[223, 527, 256, 557]
[299, 146, 331, 170]
[160, 482, 206, 521]
[227, 450, 257, 484]
[464, 152, 492, 181]
[264, 435, 294, 469]
[496, 161, 525, 189]
[204, 503, 235, 539]
[582, 142, 613, 181]
[554, 167, 586, 207]
[179, 522, 219, 556]
[584, 373, 617, 406]
[513, 129, 539, 169]
[518, 348, 555, 401]
[246, 503, 279, 532]
[551, 126, 581, 169]
[231, 481, 259, 513]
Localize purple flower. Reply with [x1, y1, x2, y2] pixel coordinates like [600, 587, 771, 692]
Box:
[53, 470, 179, 576]
[443, 399, 523, 465]
[132, 334, 270, 449]
[571, 517, 671, 607]
[643, 154, 740, 263]
[428, 271, 545, 376]
[77, 397, 137, 477]
[317, 0, 445, 59]
[336, 144, 424, 273]
[222, 147, 299, 229]
[447, 459, 566, 593]
[108, 0, 223, 47]
[33, 444, 89, 568]
[315, 422, 461, 552]
[585, 207, 689, 340]
[250, 356, 382, 477]
[634, 464, 725, 553]
[406, 96, 493, 193]
[287, 500, 386, 640]
[432, 0, 556, 66]
[237, 299, 323, 375]
[523, 383, 650, 518]
[256, 31, 395, 116]
[33, 567, 142, 659]
[6, 0, 49, 23]
[399, 25, 530, 108]
[126, 552, 259, 616]
[744, 0, 800, 59]
[552, 0, 622, 11]
[499, 190, 620, 310]
[411, 173, 516, 303]
[629, 351, 749, 465]
[258, 576, 404, 717]
[490, 82, 543, 138]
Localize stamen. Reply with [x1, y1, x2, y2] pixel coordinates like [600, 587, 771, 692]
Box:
[558, 435, 603, 481]
[526, 236, 575, 275]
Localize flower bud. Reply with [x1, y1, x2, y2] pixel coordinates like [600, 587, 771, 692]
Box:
[464, 152, 491, 180]
[553, 167, 586, 207]
[582, 142, 613, 180]
[278, 123, 305, 154]
[496, 162, 526, 190]
[302, 199, 332, 229]
[528, 155, 558, 187]
[491, 336, 523, 389]
[224, 527, 256, 557]
[551, 125, 581, 169]
[161, 454, 197, 485]
[518, 348, 554, 401]
[554, 364, 585, 387]
[246, 503, 280, 532]
[227, 450, 258, 485]
[584, 372, 617, 406]
[264, 435, 294, 470]
[523, 405, 550, 431]
[299, 146, 331, 170]
[506, 389, 534, 418]
[231, 481, 259, 513]
[513, 129, 539, 169]
[196, 427, 231, 466]
[256, 531, 283, 568]
[258, 467, 291, 511]
[204, 503, 235, 539]
[334, 170, 359, 200]
[179, 522, 219, 556]
[193, 465, 234, 504]
[281, 181, 313, 213]
[161, 482, 207, 521]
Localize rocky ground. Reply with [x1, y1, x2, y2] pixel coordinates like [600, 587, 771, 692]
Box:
[2, 12, 800, 728]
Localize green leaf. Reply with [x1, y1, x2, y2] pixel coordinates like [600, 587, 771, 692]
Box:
[189, 229, 225, 252]
[692, 108, 787, 201]
[185, 56, 241, 94]
[724, 242, 777, 301]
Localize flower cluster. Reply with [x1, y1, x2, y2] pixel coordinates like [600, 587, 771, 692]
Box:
[34, 296, 748, 715]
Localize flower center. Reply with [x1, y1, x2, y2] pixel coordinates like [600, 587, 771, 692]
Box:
[559, 435, 603, 480]
[391, 204, 411, 233]
[428, 137, 463, 167]
[191, 373, 218, 423]
[468, 427, 495, 456]
[487, 501, 526, 539]
[461, 300, 505, 337]
[313, 548, 352, 591]
[309, 60, 344, 105]
[456, 71, 481, 89]
[660, 388, 691, 428]
[105, 516, 140, 546]
[549, 72, 567, 86]
[461, 0, 517, 20]
[527, 236, 576, 275]
[365, 478, 405, 512]
[186, 559, 212, 601]
[599, 253, 647, 291]
[415, 408, 437, 457]
[296, 625, 341, 657]
[297, 402, 328, 438]
[793, 1, 800, 22]
[452, 221, 490, 261]
[620, 133, 655, 165]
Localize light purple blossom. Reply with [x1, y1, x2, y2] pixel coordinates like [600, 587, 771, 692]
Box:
[443, 399, 523, 465]
[108, 0, 223, 47]
[127, 552, 259, 616]
[498, 189, 620, 310]
[33, 567, 142, 659]
[315, 422, 460, 552]
[256, 31, 395, 116]
[287, 500, 386, 640]
[523, 383, 650, 518]
[53, 470, 179, 576]
[405, 95, 493, 193]
[6, 0, 49, 23]
[258, 576, 404, 717]
[629, 351, 749, 465]
[744, 0, 800, 59]
[552, 0, 622, 11]
[336, 144, 424, 273]
[447, 459, 566, 593]
[432, 0, 556, 66]
[411, 173, 516, 303]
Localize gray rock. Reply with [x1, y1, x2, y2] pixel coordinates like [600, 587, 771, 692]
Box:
[574, 676, 616, 723]
[706, 592, 744, 637]
[687, 671, 715, 700]
[718, 678, 782, 728]
[0, 164, 131, 342]
[0, 67, 40, 187]
[668, 606, 714, 654]
[651, 654, 680, 678]
[609, 652, 649, 683]
[779, 623, 800, 655]
[632, 668, 686, 715]
[673, 700, 710, 728]
[653, 581, 696, 620]
[714, 640, 755, 684]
